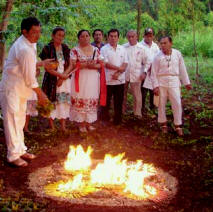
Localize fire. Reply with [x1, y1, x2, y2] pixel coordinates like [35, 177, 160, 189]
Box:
[91, 153, 127, 185]
[64, 145, 92, 171]
[56, 145, 158, 199]
[124, 162, 157, 198]
[58, 174, 83, 192]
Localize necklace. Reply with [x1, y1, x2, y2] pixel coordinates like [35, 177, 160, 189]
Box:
[165, 54, 171, 67]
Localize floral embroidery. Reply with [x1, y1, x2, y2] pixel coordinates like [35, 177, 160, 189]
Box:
[56, 92, 71, 104]
[26, 100, 38, 116]
[71, 97, 98, 113]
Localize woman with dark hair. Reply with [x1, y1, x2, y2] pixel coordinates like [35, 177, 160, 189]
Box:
[70, 29, 106, 133]
[40, 27, 71, 131]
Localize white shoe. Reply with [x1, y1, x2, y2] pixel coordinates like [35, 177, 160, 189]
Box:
[88, 126, 96, 131]
[79, 126, 87, 133]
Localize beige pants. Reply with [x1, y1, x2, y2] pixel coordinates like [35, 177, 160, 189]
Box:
[123, 82, 142, 117]
[158, 86, 182, 125]
[0, 91, 27, 162]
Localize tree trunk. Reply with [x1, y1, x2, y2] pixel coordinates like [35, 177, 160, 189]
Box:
[191, 0, 199, 81]
[137, 0, 142, 41]
[0, 0, 14, 72]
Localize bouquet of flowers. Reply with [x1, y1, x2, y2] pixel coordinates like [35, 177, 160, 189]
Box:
[36, 100, 55, 117]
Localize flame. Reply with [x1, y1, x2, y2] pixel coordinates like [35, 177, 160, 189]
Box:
[58, 174, 83, 192]
[124, 162, 157, 198]
[56, 145, 158, 199]
[91, 153, 127, 185]
[64, 145, 92, 171]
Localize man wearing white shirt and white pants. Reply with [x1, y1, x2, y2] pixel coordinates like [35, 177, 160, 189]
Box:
[123, 30, 151, 117]
[101, 29, 128, 125]
[140, 28, 160, 114]
[0, 17, 49, 166]
[151, 36, 192, 136]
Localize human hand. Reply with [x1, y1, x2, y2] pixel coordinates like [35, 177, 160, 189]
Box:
[37, 91, 49, 107]
[112, 72, 120, 80]
[44, 60, 59, 70]
[153, 87, 160, 96]
[87, 60, 96, 69]
[57, 79, 64, 87]
[36, 68, 40, 77]
[140, 72, 147, 81]
[60, 73, 69, 80]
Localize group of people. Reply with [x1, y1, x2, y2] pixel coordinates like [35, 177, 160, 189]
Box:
[0, 17, 191, 167]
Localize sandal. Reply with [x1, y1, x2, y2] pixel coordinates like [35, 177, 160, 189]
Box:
[21, 153, 36, 160]
[87, 126, 96, 131]
[161, 125, 168, 133]
[79, 126, 87, 133]
[175, 127, 183, 136]
[9, 158, 28, 167]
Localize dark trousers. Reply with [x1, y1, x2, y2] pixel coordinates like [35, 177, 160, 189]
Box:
[141, 85, 154, 111]
[101, 84, 124, 125]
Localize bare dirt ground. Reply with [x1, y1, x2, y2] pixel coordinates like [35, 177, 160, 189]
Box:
[0, 107, 213, 212]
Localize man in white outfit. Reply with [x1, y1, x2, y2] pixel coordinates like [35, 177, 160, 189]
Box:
[101, 29, 128, 125]
[123, 30, 151, 118]
[140, 28, 160, 114]
[151, 36, 192, 136]
[0, 17, 49, 167]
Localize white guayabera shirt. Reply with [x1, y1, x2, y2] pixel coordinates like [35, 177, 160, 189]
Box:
[151, 48, 190, 89]
[123, 42, 151, 83]
[0, 35, 38, 112]
[140, 39, 160, 89]
[101, 43, 128, 85]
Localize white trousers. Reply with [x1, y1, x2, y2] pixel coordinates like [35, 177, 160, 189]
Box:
[0, 92, 27, 162]
[130, 82, 142, 116]
[158, 86, 182, 125]
[123, 82, 142, 116]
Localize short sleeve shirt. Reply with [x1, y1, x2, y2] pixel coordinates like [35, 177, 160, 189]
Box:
[101, 44, 128, 85]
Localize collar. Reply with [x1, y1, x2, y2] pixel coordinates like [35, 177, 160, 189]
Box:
[21, 35, 36, 48]
[161, 48, 173, 56]
[108, 43, 121, 50]
[127, 42, 140, 48]
[141, 39, 153, 48]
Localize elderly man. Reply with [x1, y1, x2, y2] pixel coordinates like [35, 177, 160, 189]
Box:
[101, 29, 128, 125]
[140, 28, 160, 114]
[91, 29, 105, 50]
[123, 30, 151, 118]
[0, 17, 49, 167]
[151, 36, 192, 136]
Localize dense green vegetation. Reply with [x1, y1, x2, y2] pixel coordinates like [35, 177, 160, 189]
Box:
[1, 0, 213, 57]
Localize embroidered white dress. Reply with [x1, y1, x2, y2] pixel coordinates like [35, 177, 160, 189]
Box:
[26, 91, 38, 117]
[50, 51, 71, 119]
[70, 46, 100, 123]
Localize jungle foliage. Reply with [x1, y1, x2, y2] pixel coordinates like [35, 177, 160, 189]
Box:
[1, 0, 213, 56]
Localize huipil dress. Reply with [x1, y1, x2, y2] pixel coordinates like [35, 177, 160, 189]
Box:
[70, 46, 100, 123]
[50, 50, 71, 119]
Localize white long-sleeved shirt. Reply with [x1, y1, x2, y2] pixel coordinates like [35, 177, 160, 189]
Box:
[101, 43, 128, 85]
[151, 49, 190, 88]
[123, 42, 151, 82]
[1, 35, 38, 98]
[140, 39, 160, 89]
